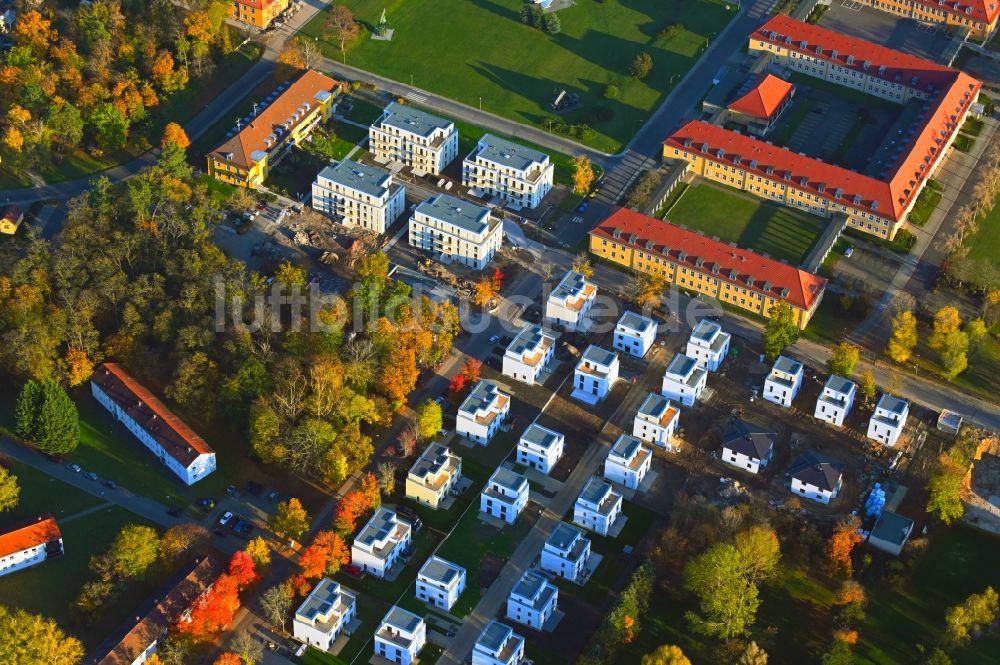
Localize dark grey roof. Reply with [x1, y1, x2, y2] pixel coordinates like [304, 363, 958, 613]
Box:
[721, 419, 776, 460]
[691, 319, 722, 343]
[546, 522, 583, 551]
[316, 159, 392, 197]
[638, 392, 674, 420]
[418, 556, 464, 585]
[520, 423, 563, 451]
[824, 375, 856, 396]
[477, 621, 514, 654]
[617, 311, 655, 334]
[610, 434, 643, 461]
[382, 605, 423, 634]
[788, 451, 844, 491]
[581, 345, 616, 368]
[773, 355, 803, 376]
[666, 353, 697, 378]
[416, 194, 493, 234]
[870, 511, 914, 546]
[506, 324, 552, 357]
[378, 102, 453, 137]
[488, 467, 528, 493]
[468, 134, 549, 172]
[877, 393, 908, 415]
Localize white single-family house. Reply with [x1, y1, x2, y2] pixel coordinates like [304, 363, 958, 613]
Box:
[815, 375, 857, 427]
[613, 311, 657, 358]
[572, 345, 619, 405]
[351, 507, 412, 578]
[540, 522, 592, 584]
[502, 325, 556, 385]
[867, 394, 909, 447]
[480, 467, 530, 524]
[686, 319, 731, 371]
[573, 477, 623, 536]
[462, 134, 554, 210]
[764, 355, 804, 407]
[374, 606, 427, 665]
[545, 270, 597, 331]
[633, 392, 680, 449]
[506, 570, 558, 630]
[0, 515, 63, 578]
[416, 556, 466, 612]
[789, 451, 844, 505]
[720, 419, 776, 474]
[604, 434, 652, 490]
[405, 442, 462, 510]
[472, 621, 525, 665]
[457, 380, 511, 445]
[661, 353, 707, 407]
[517, 423, 565, 475]
[292, 579, 357, 652]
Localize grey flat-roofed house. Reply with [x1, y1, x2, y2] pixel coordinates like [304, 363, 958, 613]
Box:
[463, 133, 554, 210]
[311, 159, 405, 234]
[409, 194, 503, 270]
[370, 102, 458, 174]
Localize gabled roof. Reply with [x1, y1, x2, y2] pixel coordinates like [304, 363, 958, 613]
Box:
[721, 419, 776, 460]
[911, 0, 1000, 23]
[789, 451, 844, 491]
[592, 209, 826, 311]
[728, 74, 794, 120]
[0, 515, 61, 558]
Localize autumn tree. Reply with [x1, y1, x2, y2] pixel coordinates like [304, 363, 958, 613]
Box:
[269, 498, 310, 541]
[826, 516, 863, 577]
[260, 583, 294, 630]
[376, 462, 397, 495]
[684, 542, 760, 639]
[0, 467, 19, 513]
[641, 644, 691, 665]
[827, 342, 860, 378]
[161, 122, 190, 151]
[859, 368, 877, 405]
[630, 272, 668, 308]
[762, 302, 798, 361]
[299, 530, 350, 579]
[460, 357, 482, 383]
[926, 455, 965, 525]
[448, 372, 467, 394]
[333, 490, 368, 535]
[630, 52, 653, 78]
[473, 278, 497, 307]
[572, 155, 596, 195]
[326, 5, 360, 54]
[160, 523, 210, 563]
[966, 318, 988, 354]
[737, 641, 769, 665]
[230, 630, 263, 665]
[360, 471, 381, 509]
[416, 400, 443, 441]
[245, 536, 271, 570]
[178, 573, 241, 641]
[945, 586, 999, 645]
[571, 253, 594, 278]
[227, 550, 259, 590]
[214, 653, 242, 665]
[111, 524, 161, 578]
[0, 604, 84, 664]
[886, 310, 918, 364]
[732, 526, 781, 586]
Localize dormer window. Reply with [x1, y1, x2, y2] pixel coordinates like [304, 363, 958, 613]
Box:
[862, 60, 871, 70]
[695, 257, 705, 268]
[799, 40, 808, 49]
[728, 269, 738, 280]
[612, 227, 621, 239]
[878, 65, 887, 75]
[799, 176, 809, 187]
[749, 159, 758, 169]
[871, 200, 879, 211]
[846, 55, 855, 65]
[628, 233, 637, 245]
[683, 138, 693, 148]
[852, 194, 862, 204]
[645, 239, 655, 250]
[716, 148, 726, 159]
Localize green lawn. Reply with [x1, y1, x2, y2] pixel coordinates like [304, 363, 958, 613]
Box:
[665, 182, 825, 264]
[908, 184, 942, 226]
[954, 134, 974, 152]
[964, 193, 1000, 270]
[1, 461, 104, 523]
[301, 0, 735, 152]
[0, 506, 158, 649]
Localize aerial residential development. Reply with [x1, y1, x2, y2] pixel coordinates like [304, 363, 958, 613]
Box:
[3, 1, 1000, 664]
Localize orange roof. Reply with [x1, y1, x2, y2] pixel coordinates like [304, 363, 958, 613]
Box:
[209, 70, 339, 170]
[912, 0, 1000, 23]
[591, 209, 827, 312]
[0, 515, 61, 558]
[234, 0, 283, 8]
[91, 363, 214, 467]
[728, 74, 794, 120]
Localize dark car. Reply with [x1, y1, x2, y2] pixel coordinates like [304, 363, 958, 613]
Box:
[225, 484, 237, 497]
[196, 498, 216, 511]
[397, 505, 417, 519]
[84, 471, 99, 481]
[166, 507, 183, 517]
[103, 480, 117, 490]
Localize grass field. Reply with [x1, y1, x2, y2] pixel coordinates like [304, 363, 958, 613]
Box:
[301, 0, 735, 153]
[964, 193, 1000, 270]
[1, 461, 104, 523]
[665, 182, 825, 264]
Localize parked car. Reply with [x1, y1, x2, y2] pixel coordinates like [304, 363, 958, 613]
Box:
[433, 395, 446, 406]
[219, 511, 235, 526]
[66, 463, 82, 473]
[844, 246, 854, 258]
[103, 480, 117, 490]
[576, 200, 589, 214]
[489, 335, 500, 344]
[196, 497, 216, 511]
[84, 471, 99, 481]
[226, 484, 237, 497]
[266, 489, 280, 502]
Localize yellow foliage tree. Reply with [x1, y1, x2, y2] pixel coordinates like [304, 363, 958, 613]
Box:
[161, 122, 190, 150]
[886, 310, 918, 364]
[244, 536, 272, 570]
[64, 348, 94, 387]
[571, 155, 596, 196]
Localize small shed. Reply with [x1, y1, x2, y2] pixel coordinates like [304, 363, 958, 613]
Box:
[0, 206, 23, 235]
[868, 511, 914, 556]
[937, 409, 963, 435]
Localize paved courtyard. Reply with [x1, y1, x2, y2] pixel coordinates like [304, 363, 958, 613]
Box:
[818, 0, 955, 63]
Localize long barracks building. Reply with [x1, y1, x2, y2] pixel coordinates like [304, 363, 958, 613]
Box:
[590, 209, 827, 329]
[664, 16, 980, 241]
[857, 0, 999, 41]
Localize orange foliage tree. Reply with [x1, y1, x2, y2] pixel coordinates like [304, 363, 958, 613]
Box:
[227, 550, 258, 590]
[161, 122, 190, 150]
[360, 472, 381, 510]
[178, 573, 241, 641]
[214, 654, 242, 665]
[826, 516, 863, 577]
[333, 490, 369, 535]
[299, 530, 350, 580]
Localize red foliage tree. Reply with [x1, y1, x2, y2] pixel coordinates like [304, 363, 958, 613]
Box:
[492, 266, 504, 292]
[333, 490, 368, 535]
[178, 573, 241, 641]
[461, 357, 482, 383]
[290, 574, 313, 597]
[227, 550, 258, 590]
[214, 653, 242, 665]
[448, 373, 466, 394]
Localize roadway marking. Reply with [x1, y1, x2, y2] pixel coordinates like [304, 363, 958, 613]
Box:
[571, 216, 584, 224]
[405, 91, 428, 104]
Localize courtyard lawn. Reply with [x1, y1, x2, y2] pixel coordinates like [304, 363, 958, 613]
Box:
[301, 0, 735, 152]
[908, 184, 942, 226]
[665, 182, 824, 264]
[1, 461, 104, 523]
[964, 193, 1000, 271]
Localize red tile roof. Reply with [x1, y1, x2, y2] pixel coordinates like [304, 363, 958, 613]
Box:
[911, 0, 1000, 24]
[591, 208, 827, 312]
[209, 69, 339, 170]
[0, 515, 61, 559]
[91, 363, 214, 467]
[234, 0, 283, 9]
[728, 74, 794, 120]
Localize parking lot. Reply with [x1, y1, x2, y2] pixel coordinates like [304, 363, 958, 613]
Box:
[819, 1, 956, 64]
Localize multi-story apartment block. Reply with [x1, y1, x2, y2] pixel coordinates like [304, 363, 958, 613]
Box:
[855, 0, 999, 41]
[374, 606, 426, 665]
[292, 579, 357, 652]
[502, 324, 556, 385]
[815, 375, 857, 427]
[506, 570, 559, 630]
[633, 392, 680, 449]
[867, 394, 910, 447]
[409, 193, 503, 270]
[480, 468, 530, 524]
[604, 434, 652, 490]
[91, 363, 216, 486]
[686, 319, 731, 372]
[540, 522, 592, 583]
[416, 556, 466, 612]
[572, 345, 619, 404]
[405, 442, 462, 510]
[665, 17, 981, 240]
[545, 270, 597, 331]
[764, 355, 804, 408]
[311, 159, 405, 234]
[661, 353, 707, 407]
[463, 134, 554, 209]
[613, 311, 657, 358]
[370, 102, 458, 175]
[590, 209, 826, 329]
[0, 515, 62, 577]
[726, 73, 795, 136]
[517, 423, 565, 475]
[207, 70, 338, 189]
[457, 380, 510, 445]
[351, 507, 412, 578]
[789, 451, 844, 504]
[230, 0, 289, 30]
[472, 621, 526, 665]
[721, 419, 776, 475]
[573, 477, 623, 536]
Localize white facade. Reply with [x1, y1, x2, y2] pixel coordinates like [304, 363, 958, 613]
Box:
[613, 311, 657, 358]
[292, 579, 357, 652]
[540, 522, 592, 584]
[815, 375, 857, 427]
[311, 159, 405, 234]
[350, 507, 412, 578]
[0, 517, 62, 578]
[480, 467, 529, 524]
[573, 477, 623, 536]
[764, 355, 803, 408]
[405, 442, 462, 510]
[660, 353, 707, 407]
[720, 420, 776, 475]
[472, 621, 525, 665]
[867, 394, 910, 447]
[572, 345, 619, 405]
[502, 325, 556, 385]
[604, 434, 652, 490]
[463, 134, 554, 209]
[506, 570, 558, 630]
[457, 380, 510, 445]
[370, 102, 458, 175]
[91, 364, 216, 486]
[789, 452, 843, 505]
[409, 193, 503, 270]
[416, 556, 466, 611]
[374, 606, 427, 665]
[545, 270, 597, 331]
[517, 423, 564, 475]
[633, 392, 680, 449]
[686, 319, 731, 371]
